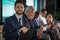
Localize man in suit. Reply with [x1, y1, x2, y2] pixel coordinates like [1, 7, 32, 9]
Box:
[3, 0, 28, 40]
[19, 6, 37, 40]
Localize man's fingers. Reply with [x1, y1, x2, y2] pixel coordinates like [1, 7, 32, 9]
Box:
[20, 27, 29, 33]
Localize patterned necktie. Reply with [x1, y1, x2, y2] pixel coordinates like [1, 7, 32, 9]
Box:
[29, 19, 34, 28]
[18, 18, 21, 35]
[19, 18, 21, 25]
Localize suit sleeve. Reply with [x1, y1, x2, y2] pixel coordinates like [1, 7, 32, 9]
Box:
[3, 18, 19, 38]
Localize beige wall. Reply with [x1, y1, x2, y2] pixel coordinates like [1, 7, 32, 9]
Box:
[0, 25, 3, 40]
[0, 25, 3, 33]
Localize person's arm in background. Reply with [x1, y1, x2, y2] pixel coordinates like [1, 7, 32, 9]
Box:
[57, 23, 60, 30]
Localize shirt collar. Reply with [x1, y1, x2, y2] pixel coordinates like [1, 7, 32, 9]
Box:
[15, 13, 22, 19]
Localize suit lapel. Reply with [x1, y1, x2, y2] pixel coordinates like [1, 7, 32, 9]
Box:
[12, 14, 19, 24]
[22, 14, 31, 28]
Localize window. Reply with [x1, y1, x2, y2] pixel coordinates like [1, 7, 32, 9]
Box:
[26, 0, 34, 6]
[2, 0, 16, 22]
[26, 0, 37, 11]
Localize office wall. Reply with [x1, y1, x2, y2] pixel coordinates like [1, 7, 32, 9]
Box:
[46, 0, 56, 18]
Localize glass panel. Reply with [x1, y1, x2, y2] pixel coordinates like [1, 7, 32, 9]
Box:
[34, 0, 37, 11]
[2, 0, 16, 22]
[26, 0, 34, 6]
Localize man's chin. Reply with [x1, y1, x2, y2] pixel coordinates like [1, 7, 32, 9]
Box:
[17, 13, 23, 15]
[18, 14, 22, 15]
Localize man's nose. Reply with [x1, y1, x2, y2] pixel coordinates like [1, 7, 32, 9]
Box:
[19, 8, 22, 10]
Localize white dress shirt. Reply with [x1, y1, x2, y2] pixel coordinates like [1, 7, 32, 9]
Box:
[39, 15, 47, 25]
[35, 15, 47, 31]
[35, 15, 47, 26]
[15, 13, 23, 35]
[15, 13, 23, 26]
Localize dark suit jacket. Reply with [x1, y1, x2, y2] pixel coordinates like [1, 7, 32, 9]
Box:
[3, 14, 25, 40]
[19, 14, 38, 40]
[3, 14, 38, 40]
[23, 14, 39, 29]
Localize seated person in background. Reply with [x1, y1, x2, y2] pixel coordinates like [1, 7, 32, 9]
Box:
[46, 14, 60, 40]
[35, 9, 48, 31]
[34, 11, 40, 29]
[46, 14, 60, 30]
[34, 11, 51, 40]
[38, 9, 47, 26]
[46, 14, 54, 30]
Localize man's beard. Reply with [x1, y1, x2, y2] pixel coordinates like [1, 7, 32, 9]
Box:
[16, 11, 23, 15]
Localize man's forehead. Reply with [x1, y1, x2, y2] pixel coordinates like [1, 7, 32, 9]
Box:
[44, 11, 47, 13]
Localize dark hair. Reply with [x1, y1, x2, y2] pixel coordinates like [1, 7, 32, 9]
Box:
[15, 0, 24, 6]
[34, 11, 40, 19]
[35, 11, 40, 15]
[41, 9, 47, 12]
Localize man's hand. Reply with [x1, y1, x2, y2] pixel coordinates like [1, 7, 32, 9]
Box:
[20, 27, 29, 33]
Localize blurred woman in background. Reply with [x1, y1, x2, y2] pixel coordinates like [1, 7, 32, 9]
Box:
[46, 14, 60, 40]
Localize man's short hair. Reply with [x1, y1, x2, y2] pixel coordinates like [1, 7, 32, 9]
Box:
[15, 0, 24, 6]
[34, 11, 40, 19]
[35, 11, 40, 16]
[41, 9, 47, 12]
